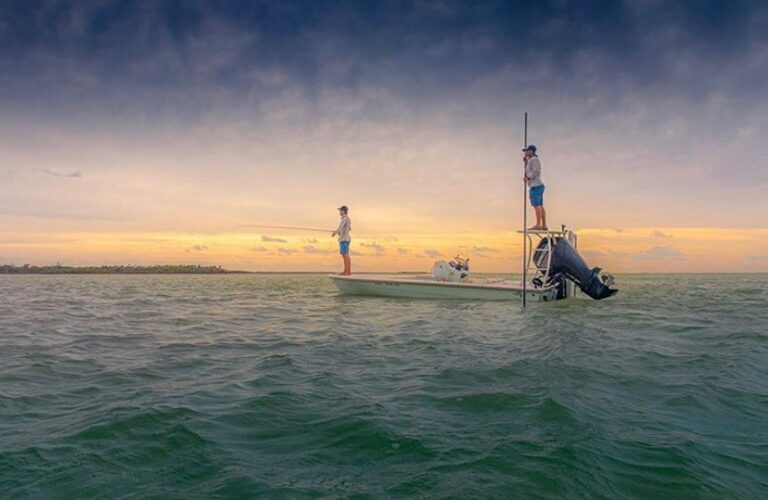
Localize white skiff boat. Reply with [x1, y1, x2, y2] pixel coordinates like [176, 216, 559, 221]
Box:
[329, 228, 617, 302]
[330, 274, 558, 301]
[328, 115, 618, 303]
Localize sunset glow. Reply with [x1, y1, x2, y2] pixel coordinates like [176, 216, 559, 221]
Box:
[2, 227, 766, 273]
[1, 2, 766, 273]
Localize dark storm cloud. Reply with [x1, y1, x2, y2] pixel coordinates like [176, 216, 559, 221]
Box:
[185, 243, 208, 252]
[2, 0, 766, 116]
[3, 0, 767, 195]
[360, 241, 385, 254]
[261, 235, 286, 243]
[38, 168, 82, 178]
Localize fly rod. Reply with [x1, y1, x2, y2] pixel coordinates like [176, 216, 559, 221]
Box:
[522, 112, 528, 308]
[239, 224, 332, 233]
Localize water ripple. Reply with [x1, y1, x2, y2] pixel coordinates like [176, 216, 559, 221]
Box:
[1, 273, 767, 497]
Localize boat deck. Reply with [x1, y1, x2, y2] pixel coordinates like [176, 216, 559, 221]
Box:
[331, 273, 526, 290]
[329, 273, 559, 301]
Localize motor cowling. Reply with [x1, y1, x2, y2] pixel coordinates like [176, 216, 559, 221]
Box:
[548, 239, 618, 300]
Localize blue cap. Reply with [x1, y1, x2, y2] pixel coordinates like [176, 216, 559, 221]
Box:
[522, 144, 537, 152]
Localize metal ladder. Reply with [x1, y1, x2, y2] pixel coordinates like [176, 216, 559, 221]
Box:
[518, 226, 578, 298]
[528, 234, 554, 286]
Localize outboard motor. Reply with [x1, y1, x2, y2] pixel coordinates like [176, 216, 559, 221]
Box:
[548, 239, 618, 300]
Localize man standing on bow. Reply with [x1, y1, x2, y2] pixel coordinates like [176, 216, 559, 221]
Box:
[523, 145, 547, 230]
[332, 205, 352, 275]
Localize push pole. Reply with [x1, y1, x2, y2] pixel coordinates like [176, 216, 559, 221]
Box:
[522, 113, 528, 308]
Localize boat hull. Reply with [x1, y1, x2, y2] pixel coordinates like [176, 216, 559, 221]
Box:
[330, 275, 558, 301]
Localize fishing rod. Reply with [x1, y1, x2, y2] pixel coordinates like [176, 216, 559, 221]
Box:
[239, 224, 332, 233]
[522, 112, 528, 308]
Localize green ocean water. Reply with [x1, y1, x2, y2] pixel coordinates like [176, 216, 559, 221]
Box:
[0, 274, 766, 498]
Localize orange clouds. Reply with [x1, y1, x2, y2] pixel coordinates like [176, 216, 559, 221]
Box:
[1, 227, 766, 273]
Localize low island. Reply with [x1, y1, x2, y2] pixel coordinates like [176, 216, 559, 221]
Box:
[0, 265, 246, 274]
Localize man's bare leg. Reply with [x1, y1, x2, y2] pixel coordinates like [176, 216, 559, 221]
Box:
[342, 255, 351, 275]
[540, 206, 547, 229]
[531, 206, 542, 229]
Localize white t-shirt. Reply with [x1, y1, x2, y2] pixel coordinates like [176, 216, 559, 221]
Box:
[525, 156, 543, 187]
[335, 215, 351, 242]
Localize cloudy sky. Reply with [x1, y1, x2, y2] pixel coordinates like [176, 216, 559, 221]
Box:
[1, 0, 767, 272]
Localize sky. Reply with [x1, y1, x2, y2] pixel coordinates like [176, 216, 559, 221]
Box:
[1, 0, 767, 272]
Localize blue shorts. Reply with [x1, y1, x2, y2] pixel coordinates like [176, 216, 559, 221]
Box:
[529, 185, 545, 207]
[339, 241, 350, 255]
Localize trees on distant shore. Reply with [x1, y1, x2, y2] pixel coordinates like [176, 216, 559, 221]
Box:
[0, 264, 243, 274]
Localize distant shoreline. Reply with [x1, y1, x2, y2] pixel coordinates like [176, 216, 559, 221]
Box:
[0, 265, 247, 275]
[0, 266, 423, 275]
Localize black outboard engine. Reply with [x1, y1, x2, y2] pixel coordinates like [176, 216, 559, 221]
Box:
[548, 239, 617, 300]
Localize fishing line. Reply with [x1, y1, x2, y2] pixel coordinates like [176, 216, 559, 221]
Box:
[238, 224, 332, 233]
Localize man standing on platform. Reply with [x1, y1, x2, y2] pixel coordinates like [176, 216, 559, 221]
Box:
[332, 205, 352, 275]
[523, 145, 547, 230]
